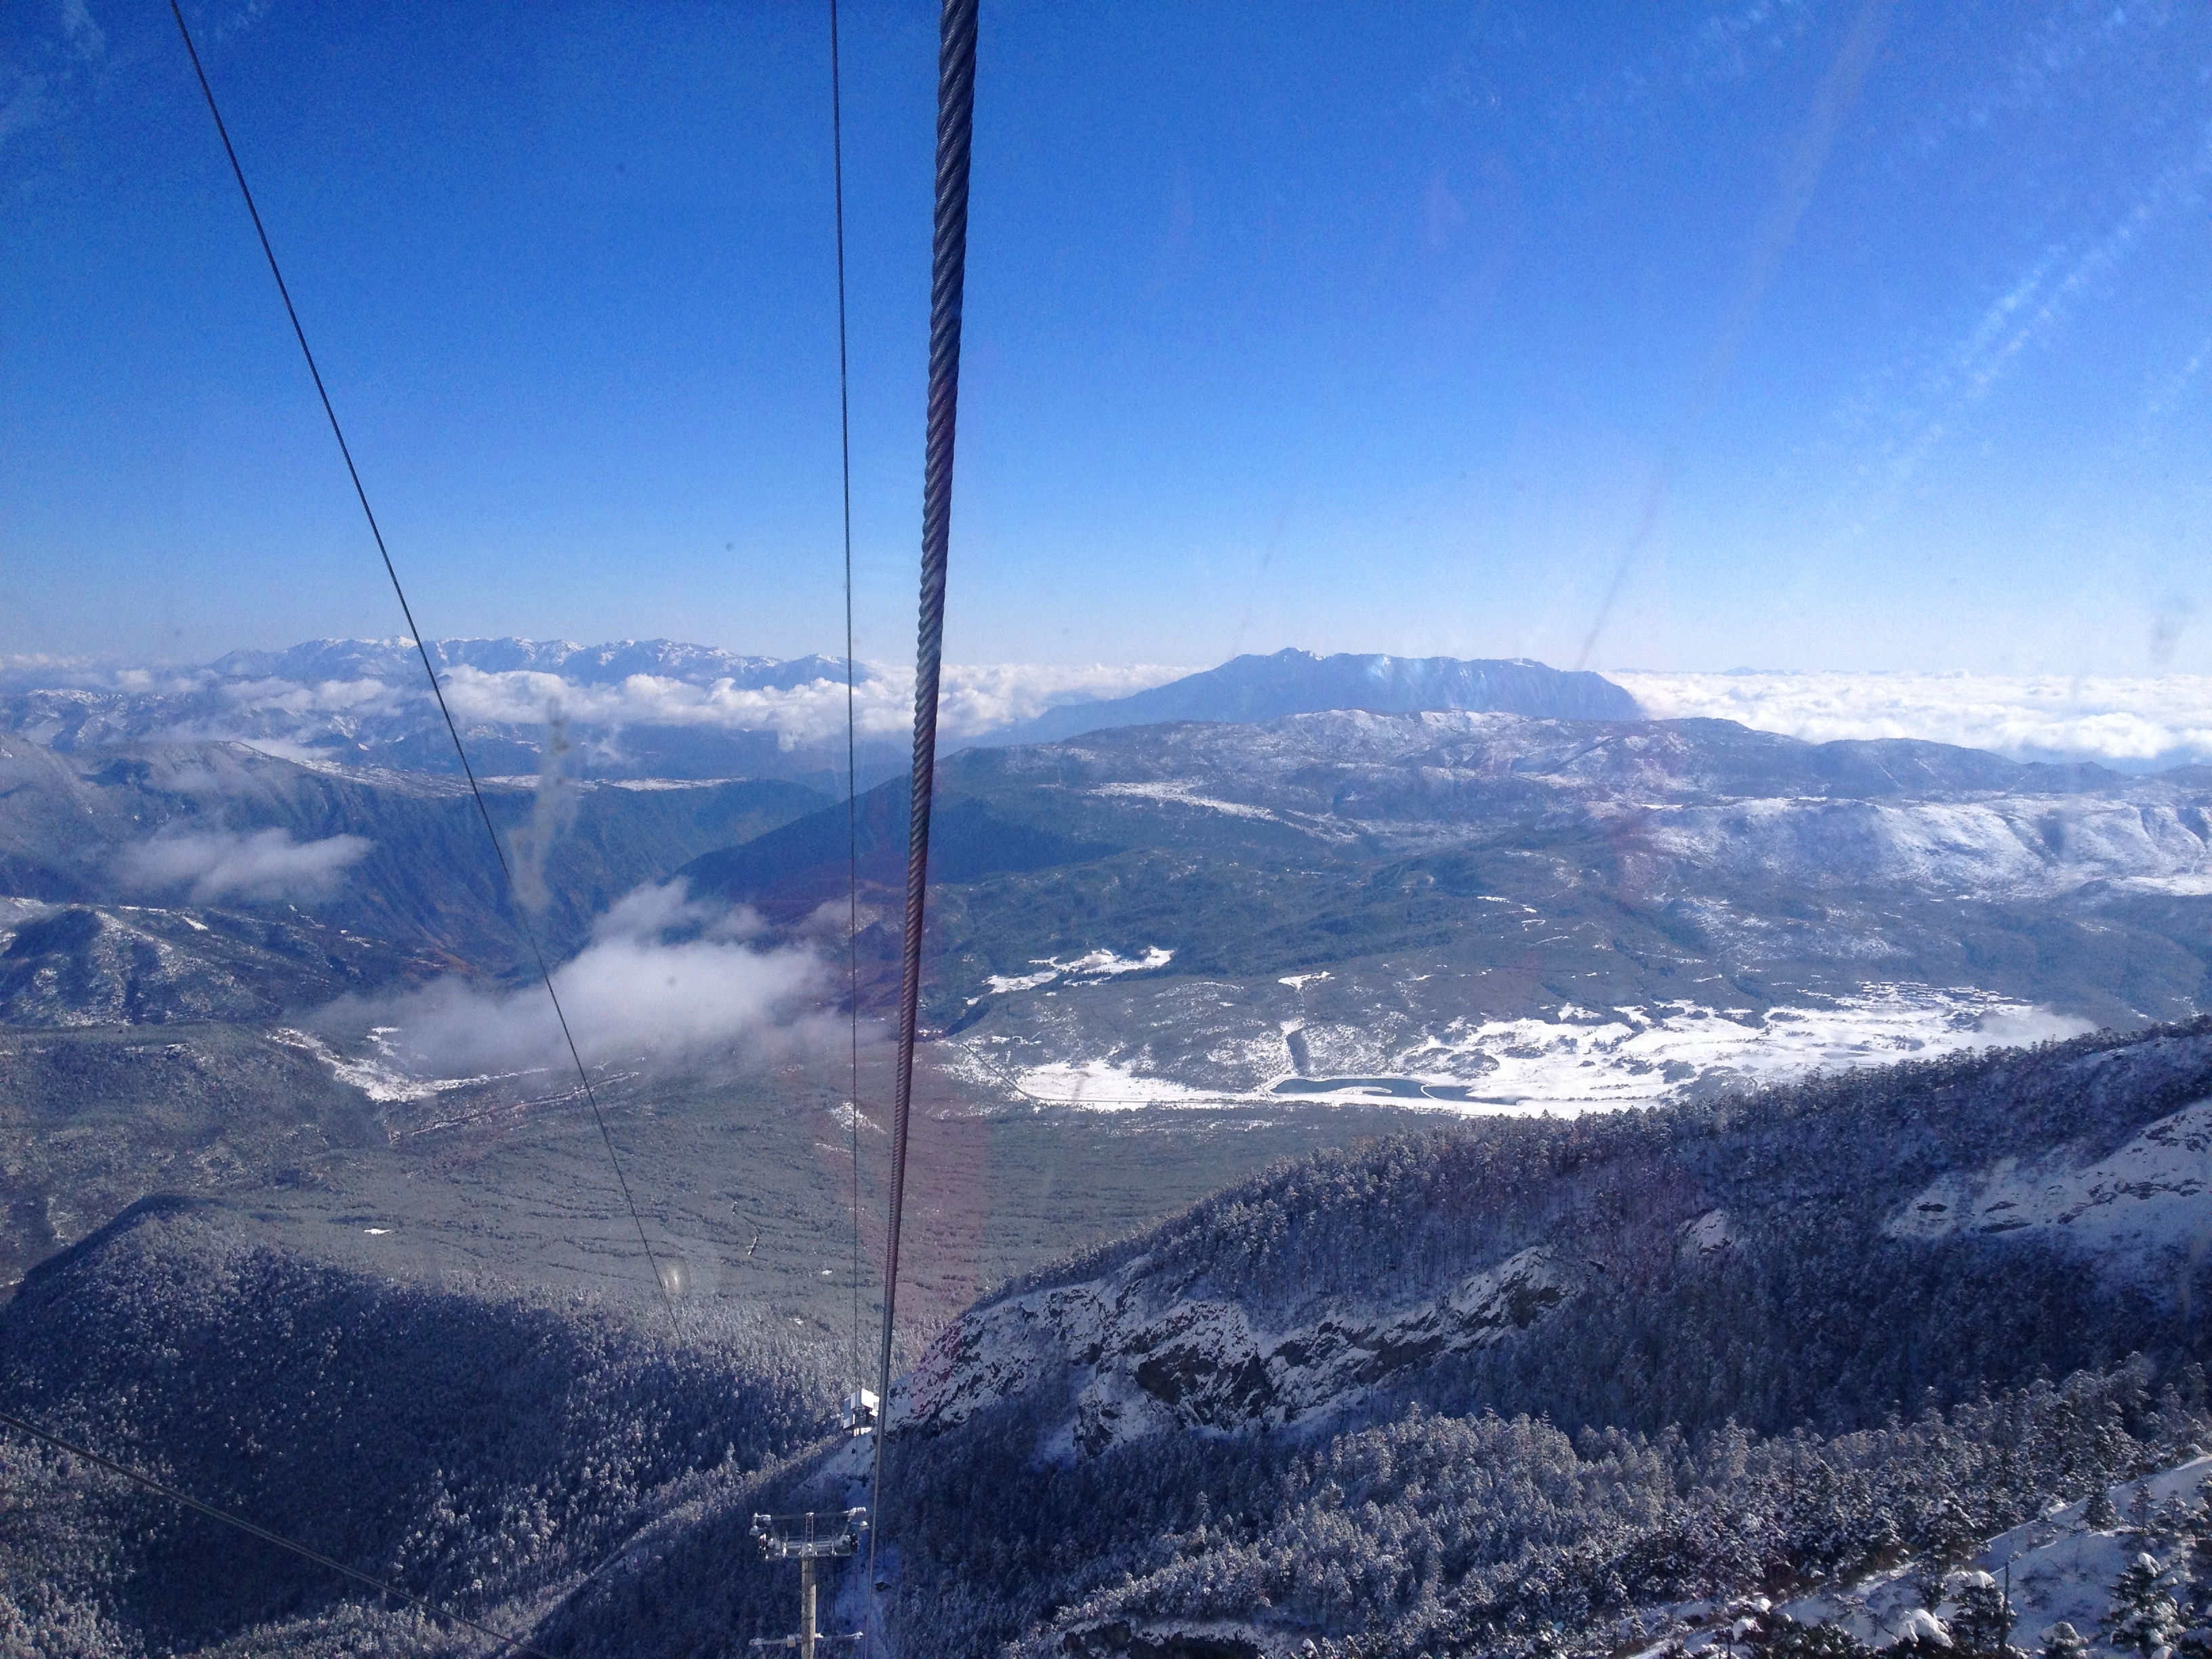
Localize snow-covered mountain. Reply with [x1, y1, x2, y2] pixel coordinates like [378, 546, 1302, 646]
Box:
[202, 637, 854, 689]
[527, 1024, 2212, 1659]
[9, 1017, 2212, 1659]
[977, 648, 1641, 745]
[901, 1023, 2212, 1458]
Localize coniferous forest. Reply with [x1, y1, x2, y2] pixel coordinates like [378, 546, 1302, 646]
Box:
[10, 1022, 2212, 1659]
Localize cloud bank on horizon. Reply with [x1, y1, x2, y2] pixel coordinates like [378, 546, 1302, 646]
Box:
[181, 659, 2212, 769]
[1, 654, 1193, 748]
[1615, 671, 2212, 769]
[13, 642, 2212, 771]
[438, 661, 1194, 745]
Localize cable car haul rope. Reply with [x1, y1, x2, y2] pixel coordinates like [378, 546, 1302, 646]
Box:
[867, 0, 982, 1598]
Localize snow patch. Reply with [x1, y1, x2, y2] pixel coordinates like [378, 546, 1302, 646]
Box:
[267, 1025, 496, 1105]
[1414, 986, 2093, 1113]
[955, 985, 2093, 1116]
[1009, 1058, 1214, 1109]
[1680, 1209, 1739, 1257]
[1887, 1099, 2212, 1260]
[1090, 781, 1288, 822]
[984, 947, 1174, 998]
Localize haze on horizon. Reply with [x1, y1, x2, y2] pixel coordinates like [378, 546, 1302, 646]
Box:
[4, 1, 2209, 678]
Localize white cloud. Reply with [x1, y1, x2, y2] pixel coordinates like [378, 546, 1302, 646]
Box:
[5, 651, 1195, 752]
[428, 661, 1190, 745]
[933, 663, 1193, 736]
[116, 826, 371, 903]
[218, 674, 415, 716]
[591, 876, 766, 944]
[1614, 670, 2212, 768]
[329, 880, 830, 1078]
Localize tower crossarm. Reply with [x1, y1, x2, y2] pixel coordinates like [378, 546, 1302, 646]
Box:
[751, 1508, 868, 1560]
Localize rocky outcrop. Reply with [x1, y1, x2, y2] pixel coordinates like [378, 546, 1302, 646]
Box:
[901, 1243, 1582, 1457]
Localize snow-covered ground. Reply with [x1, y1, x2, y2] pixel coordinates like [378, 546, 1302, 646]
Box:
[982, 947, 1175, 998]
[266, 1025, 501, 1104]
[1626, 794, 2212, 899]
[1780, 1457, 2212, 1654]
[948, 983, 2093, 1115]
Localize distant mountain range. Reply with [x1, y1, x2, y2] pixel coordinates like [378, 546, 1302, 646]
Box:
[200, 636, 859, 690]
[7, 696, 2209, 1097]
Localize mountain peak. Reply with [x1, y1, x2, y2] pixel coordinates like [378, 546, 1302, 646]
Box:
[980, 649, 1640, 745]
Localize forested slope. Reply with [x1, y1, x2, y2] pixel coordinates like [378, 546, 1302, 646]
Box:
[549, 1021, 2212, 1659]
[0, 1198, 842, 1656]
[12, 1025, 2212, 1659]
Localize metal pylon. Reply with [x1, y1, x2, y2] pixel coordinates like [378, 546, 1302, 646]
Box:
[749, 1509, 869, 1659]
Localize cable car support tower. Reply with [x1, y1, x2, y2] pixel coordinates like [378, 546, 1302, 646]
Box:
[749, 1509, 869, 1659]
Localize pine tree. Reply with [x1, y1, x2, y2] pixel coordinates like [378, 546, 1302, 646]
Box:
[2043, 1622, 2090, 1659]
[2182, 1500, 2212, 1612]
[2106, 1553, 2184, 1658]
[1952, 1574, 2015, 1658]
[1926, 1500, 1982, 1572]
[2090, 1488, 2123, 1530]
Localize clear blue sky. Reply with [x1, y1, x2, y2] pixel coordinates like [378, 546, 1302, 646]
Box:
[5, 1, 2209, 674]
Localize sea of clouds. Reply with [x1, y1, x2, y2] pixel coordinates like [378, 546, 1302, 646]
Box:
[1613, 671, 2212, 769]
[435, 660, 1193, 744]
[18, 646, 2212, 770]
[3, 655, 1193, 749]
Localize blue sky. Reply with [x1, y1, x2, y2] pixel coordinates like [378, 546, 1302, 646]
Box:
[4, 0, 2209, 674]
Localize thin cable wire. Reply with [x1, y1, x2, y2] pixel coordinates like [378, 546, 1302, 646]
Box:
[0, 1411, 550, 1658]
[867, 0, 979, 1602]
[165, 0, 678, 1334]
[830, 0, 865, 1404]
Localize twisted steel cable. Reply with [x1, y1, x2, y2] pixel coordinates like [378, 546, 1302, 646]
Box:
[869, 0, 979, 1593]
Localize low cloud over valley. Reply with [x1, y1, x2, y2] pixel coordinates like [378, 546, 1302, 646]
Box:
[319, 879, 836, 1080]
[115, 826, 371, 904]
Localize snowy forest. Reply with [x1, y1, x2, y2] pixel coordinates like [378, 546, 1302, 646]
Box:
[11, 1022, 2212, 1659]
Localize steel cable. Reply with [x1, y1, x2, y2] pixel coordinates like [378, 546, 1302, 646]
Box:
[165, 1, 679, 1335]
[867, 0, 979, 1601]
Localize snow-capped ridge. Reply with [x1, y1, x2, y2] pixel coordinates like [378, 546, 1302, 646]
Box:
[1887, 1097, 2212, 1264]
